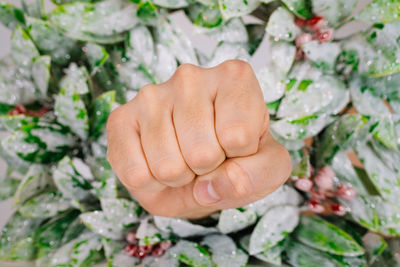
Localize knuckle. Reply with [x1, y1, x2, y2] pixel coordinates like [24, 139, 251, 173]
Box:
[185, 145, 224, 174]
[225, 160, 253, 198]
[219, 124, 254, 152]
[152, 159, 189, 184]
[175, 64, 200, 79]
[137, 84, 159, 103]
[220, 60, 253, 78]
[118, 166, 152, 191]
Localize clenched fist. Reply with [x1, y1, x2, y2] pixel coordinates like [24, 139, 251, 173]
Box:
[106, 60, 291, 218]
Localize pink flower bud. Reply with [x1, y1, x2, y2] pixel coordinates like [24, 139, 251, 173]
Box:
[331, 203, 347, 216]
[308, 200, 325, 213]
[295, 48, 305, 60]
[314, 173, 334, 190]
[126, 232, 137, 244]
[152, 246, 165, 257]
[295, 33, 313, 47]
[136, 246, 149, 259]
[159, 240, 172, 250]
[124, 244, 138, 257]
[319, 166, 335, 178]
[317, 29, 333, 42]
[295, 178, 313, 192]
[306, 16, 325, 31]
[295, 17, 307, 27]
[337, 185, 356, 200]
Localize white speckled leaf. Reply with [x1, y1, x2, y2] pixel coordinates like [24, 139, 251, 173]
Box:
[158, 18, 199, 65]
[32, 55, 51, 97]
[201, 235, 248, 267]
[154, 0, 190, 8]
[312, 0, 357, 26]
[199, 18, 248, 43]
[205, 42, 250, 67]
[11, 25, 39, 68]
[169, 240, 213, 267]
[282, 0, 313, 19]
[80, 211, 124, 240]
[71, 233, 103, 267]
[256, 66, 286, 103]
[266, 7, 301, 42]
[14, 164, 49, 204]
[249, 205, 299, 255]
[285, 239, 336, 267]
[271, 40, 296, 74]
[245, 184, 303, 216]
[217, 208, 257, 234]
[153, 44, 177, 83]
[136, 218, 164, 245]
[127, 25, 155, 68]
[218, 0, 260, 19]
[142, 253, 179, 267]
[303, 41, 341, 73]
[356, 0, 400, 24]
[154, 216, 217, 237]
[101, 198, 141, 226]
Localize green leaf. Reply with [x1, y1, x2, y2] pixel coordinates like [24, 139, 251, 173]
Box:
[302, 41, 341, 73]
[362, 232, 387, 264]
[356, 0, 400, 24]
[0, 212, 43, 260]
[343, 21, 400, 77]
[201, 235, 249, 267]
[101, 198, 141, 226]
[186, 3, 223, 28]
[218, 0, 260, 19]
[14, 164, 50, 204]
[32, 55, 51, 98]
[285, 239, 337, 267]
[217, 208, 257, 234]
[137, 0, 158, 25]
[27, 17, 79, 65]
[249, 205, 299, 255]
[80, 211, 124, 240]
[169, 240, 213, 267]
[154, 216, 217, 237]
[90, 91, 115, 140]
[282, 0, 313, 19]
[0, 176, 20, 201]
[11, 25, 40, 68]
[293, 216, 365, 256]
[0, 2, 25, 29]
[311, 0, 357, 26]
[85, 43, 109, 75]
[71, 233, 104, 267]
[19, 191, 72, 219]
[291, 154, 311, 178]
[266, 7, 301, 41]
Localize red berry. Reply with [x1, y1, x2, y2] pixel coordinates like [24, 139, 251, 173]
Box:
[306, 16, 325, 31]
[126, 232, 137, 244]
[331, 203, 347, 216]
[152, 246, 165, 257]
[337, 185, 356, 200]
[143, 245, 154, 253]
[295, 33, 313, 47]
[317, 29, 333, 42]
[124, 244, 138, 257]
[295, 178, 313, 192]
[308, 200, 325, 213]
[135, 246, 148, 259]
[159, 240, 172, 250]
[295, 17, 307, 27]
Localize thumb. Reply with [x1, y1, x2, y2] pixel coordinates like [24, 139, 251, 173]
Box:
[193, 132, 292, 209]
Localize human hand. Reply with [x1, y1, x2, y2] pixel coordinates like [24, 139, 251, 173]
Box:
[106, 60, 291, 218]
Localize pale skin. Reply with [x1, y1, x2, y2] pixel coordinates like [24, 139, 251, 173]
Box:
[106, 60, 292, 219]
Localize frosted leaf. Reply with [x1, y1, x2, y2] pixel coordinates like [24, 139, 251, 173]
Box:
[70, 233, 103, 267]
[157, 18, 199, 65]
[136, 218, 164, 245]
[217, 208, 257, 234]
[13, 164, 49, 204]
[11, 26, 39, 68]
[127, 25, 155, 68]
[101, 198, 141, 226]
[195, 0, 218, 7]
[271, 131, 305, 151]
[26, 17, 79, 65]
[356, 0, 400, 24]
[302, 41, 341, 73]
[32, 55, 50, 97]
[281, 0, 313, 19]
[101, 238, 125, 259]
[330, 152, 368, 195]
[0, 212, 43, 260]
[285, 239, 336, 267]
[169, 240, 213, 267]
[266, 7, 301, 42]
[249, 205, 299, 255]
[153, 0, 190, 8]
[59, 63, 90, 95]
[293, 216, 365, 256]
[218, 0, 260, 19]
[108, 251, 140, 267]
[205, 42, 250, 67]
[199, 18, 248, 43]
[119, 63, 153, 91]
[80, 211, 124, 240]
[53, 156, 92, 201]
[245, 184, 303, 216]
[271, 114, 335, 140]
[91, 177, 118, 199]
[340, 195, 400, 236]
[349, 75, 391, 116]
[362, 232, 387, 262]
[153, 44, 177, 83]
[0, 2, 26, 29]
[30, 128, 75, 152]
[271, 40, 296, 74]
[312, 0, 357, 26]
[256, 66, 286, 103]
[142, 253, 179, 267]
[342, 21, 400, 77]
[201, 235, 248, 267]
[277, 72, 349, 119]
[355, 141, 400, 204]
[254, 242, 285, 265]
[19, 191, 72, 219]
[154, 216, 217, 237]
[187, 3, 223, 28]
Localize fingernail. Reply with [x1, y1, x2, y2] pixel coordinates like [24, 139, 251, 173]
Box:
[194, 181, 220, 205]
